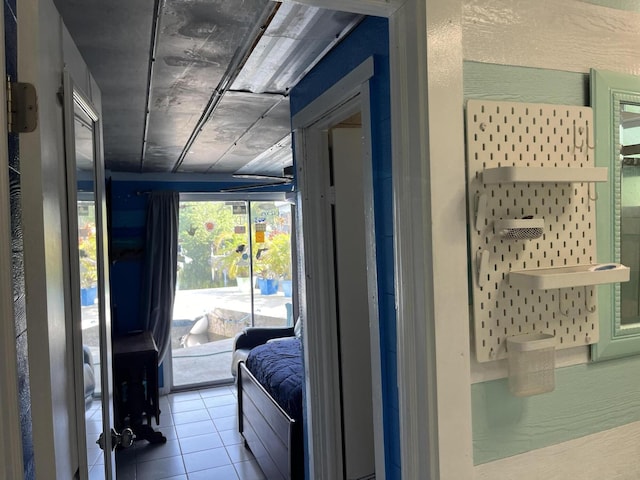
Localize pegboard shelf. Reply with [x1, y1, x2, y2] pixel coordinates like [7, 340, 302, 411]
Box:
[483, 166, 608, 184]
[467, 99, 607, 362]
[509, 264, 630, 290]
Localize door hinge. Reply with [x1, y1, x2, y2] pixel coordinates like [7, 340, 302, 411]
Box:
[7, 79, 38, 133]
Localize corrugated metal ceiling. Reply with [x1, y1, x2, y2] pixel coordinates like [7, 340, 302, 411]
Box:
[53, 0, 362, 176]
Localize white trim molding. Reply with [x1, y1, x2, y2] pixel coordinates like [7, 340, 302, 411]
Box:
[292, 57, 374, 129]
[360, 80, 387, 480]
[294, 57, 386, 479]
[391, 0, 473, 478]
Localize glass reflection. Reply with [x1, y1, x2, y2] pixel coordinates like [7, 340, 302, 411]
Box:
[170, 200, 294, 387]
[73, 100, 103, 470]
[619, 102, 640, 325]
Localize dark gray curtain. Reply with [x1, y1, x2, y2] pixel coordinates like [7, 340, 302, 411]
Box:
[140, 191, 179, 364]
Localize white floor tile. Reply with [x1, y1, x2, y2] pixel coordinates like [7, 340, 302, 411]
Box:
[175, 419, 216, 439]
[156, 425, 178, 440]
[188, 464, 240, 480]
[178, 432, 224, 454]
[225, 443, 254, 463]
[199, 386, 234, 398]
[169, 398, 206, 413]
[182, 447, 232, 473]
[85, 418, 103, 434]
[208, 403, 237, 419]
[172, 408, 211, 425]
[86, 446, 104, 466]
[213, 415, 238, 432]
[234, 459, 267, 480]
[219, 428, 244, 446]
[169, 391, 202, 403]
[136, 455, 186, 480]
[155, 413, 175, 427]
[88, 463, 106, 480]
[203, 393, 236, 408]
[135, 439, 182, 463]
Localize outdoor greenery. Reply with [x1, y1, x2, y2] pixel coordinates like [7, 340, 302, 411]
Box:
[177, 200, 292, 290]
[261, 232, 292, 280]
[178, 202, 240, 290]
[78, 225, 97, 288]
[77, 202, 97, 289]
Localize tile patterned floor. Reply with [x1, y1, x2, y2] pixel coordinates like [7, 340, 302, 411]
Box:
[105, 385, 265, 480]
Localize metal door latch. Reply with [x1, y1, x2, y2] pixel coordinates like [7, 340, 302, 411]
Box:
[96, 428, 135, 451]
[7, 79, 38, 133]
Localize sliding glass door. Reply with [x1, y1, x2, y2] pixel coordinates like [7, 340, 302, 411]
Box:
[171, 198, 293, 388]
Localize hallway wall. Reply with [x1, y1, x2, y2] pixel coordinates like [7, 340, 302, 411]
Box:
[463, 0, 640, 476]
[17, 0, 102, 476]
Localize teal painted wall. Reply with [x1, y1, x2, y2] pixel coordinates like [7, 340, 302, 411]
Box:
[465, 61, 640, 465]
[472, 355, 640, 464]
[580, 0, 640, 13]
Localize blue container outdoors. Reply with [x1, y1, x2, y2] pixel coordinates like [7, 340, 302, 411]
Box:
[258, 278, 278, 295]
[81, 286, 97, 306]
[281, 280, 293, 297]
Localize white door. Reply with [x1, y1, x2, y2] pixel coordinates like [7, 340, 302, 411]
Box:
[331, 126, 376, 479]
[63, 74, 128, 479]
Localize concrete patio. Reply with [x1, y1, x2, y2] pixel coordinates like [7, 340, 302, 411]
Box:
[170, 285, 292, 386]
[80, 284, 292, 389]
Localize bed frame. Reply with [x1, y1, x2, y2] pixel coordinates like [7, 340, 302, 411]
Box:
[238, 362, 304, 480]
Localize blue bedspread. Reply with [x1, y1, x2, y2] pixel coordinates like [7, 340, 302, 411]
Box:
[245, 337, 303, 422]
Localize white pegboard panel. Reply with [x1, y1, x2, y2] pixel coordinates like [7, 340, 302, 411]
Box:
[466, 99, 600, 362]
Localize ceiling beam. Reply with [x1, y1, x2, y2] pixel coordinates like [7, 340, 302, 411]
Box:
[139, 0, 164, 172]
[171, 2, 281, 173]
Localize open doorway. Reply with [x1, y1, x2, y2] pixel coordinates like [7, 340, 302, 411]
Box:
[330, 117, 377, 479]
[170, 197, 294, 388]
[293, 56, 386, 479]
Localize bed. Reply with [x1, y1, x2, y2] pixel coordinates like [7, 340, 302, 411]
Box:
[237, 337, 304, 480]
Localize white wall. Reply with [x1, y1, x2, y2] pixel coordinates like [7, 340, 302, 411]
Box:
[18, 0, 101, 477]
[463, 0, 640, 76]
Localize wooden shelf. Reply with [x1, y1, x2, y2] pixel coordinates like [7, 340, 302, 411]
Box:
[509, 263, 630, 290]
[483, 167, 608, 184]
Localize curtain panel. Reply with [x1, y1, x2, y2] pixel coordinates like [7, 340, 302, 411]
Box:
[140, 191, 179, 364]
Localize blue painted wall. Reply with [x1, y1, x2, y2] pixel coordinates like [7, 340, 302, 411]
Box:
[6, 0, 35, 476]
[289, 16, 400, 479]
